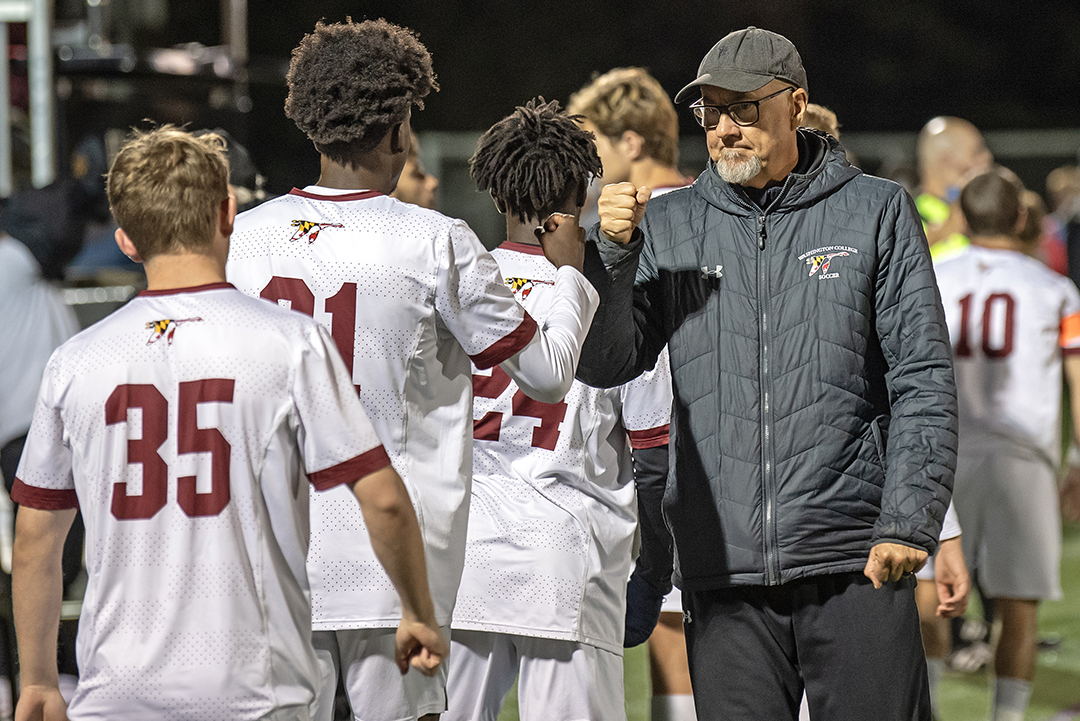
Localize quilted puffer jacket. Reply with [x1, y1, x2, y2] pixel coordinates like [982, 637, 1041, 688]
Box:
[577, 129, 957, 590]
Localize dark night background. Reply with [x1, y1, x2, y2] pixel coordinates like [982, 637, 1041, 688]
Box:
[47, 0, 1080, 196]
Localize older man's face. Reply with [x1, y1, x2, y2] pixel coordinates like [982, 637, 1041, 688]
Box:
[701, 79, 806, 189]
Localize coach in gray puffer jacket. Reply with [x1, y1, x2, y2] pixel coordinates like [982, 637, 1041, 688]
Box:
[580, 126, 958, 591]
[578, 31, 957, 719]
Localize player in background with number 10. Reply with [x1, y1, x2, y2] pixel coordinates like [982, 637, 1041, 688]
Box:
[226, 20, 599, 721]
[934, 170, 1080, 721]
[11, 127, 446, 721]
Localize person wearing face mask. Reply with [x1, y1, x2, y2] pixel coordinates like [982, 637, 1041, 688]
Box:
[576, 27, 957, 720]
[915, 116, 994, 263]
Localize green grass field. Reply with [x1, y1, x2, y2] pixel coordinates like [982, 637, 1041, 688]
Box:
[496, 520, 1080, 721]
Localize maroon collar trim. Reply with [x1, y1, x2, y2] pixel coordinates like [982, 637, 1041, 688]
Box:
[499, 241, 546, 256]
[289, 188, 384, 202]
[139, 282, 235, 297]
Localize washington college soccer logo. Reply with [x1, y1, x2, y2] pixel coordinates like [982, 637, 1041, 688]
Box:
[290, 220, 344, 244]
[145, 317, 202, 345]
[798, 245, 858, 280]
[505, 277, 555, 300]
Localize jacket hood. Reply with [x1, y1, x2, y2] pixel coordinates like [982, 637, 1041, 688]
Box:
[692, 127, 861, 215]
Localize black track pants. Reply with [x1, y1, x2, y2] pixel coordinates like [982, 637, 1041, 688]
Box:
[683, 571, 930, 721]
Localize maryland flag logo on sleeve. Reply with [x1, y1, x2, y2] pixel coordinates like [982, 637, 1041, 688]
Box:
[145, 318, 203, 345]
[505, 277, 555, 300]
[290, 220, 344, 244]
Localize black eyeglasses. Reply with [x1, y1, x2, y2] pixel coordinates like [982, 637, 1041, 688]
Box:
[689, 86, 796, 129]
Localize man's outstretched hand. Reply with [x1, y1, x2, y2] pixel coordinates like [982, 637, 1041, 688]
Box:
[599, 183, 651, 245]
[395, 614, 449, 677]
[863, 542, 928, 589]
[624, 568, 664, 647]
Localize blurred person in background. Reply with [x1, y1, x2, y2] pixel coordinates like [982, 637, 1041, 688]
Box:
[0, 152, 107, 695]
[567, 66, 692, 721]
[801, 103, 838, 138]
[935, 170, 1080, 721]
[1017, 188, 1067, 274]
[916, 116, 993, 262]
[800, 102, 860, 168]
[390, 129, 439, 210]
[1044, 165, 1080, 287]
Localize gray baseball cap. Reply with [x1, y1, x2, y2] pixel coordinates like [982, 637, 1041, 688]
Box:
[674, 27, 808, 103]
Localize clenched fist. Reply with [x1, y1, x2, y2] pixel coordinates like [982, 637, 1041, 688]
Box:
[599, 183, 651, 244]
[863, 542, 928, 589]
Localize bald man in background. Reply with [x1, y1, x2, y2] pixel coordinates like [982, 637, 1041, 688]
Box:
[915, 116, 993, 262]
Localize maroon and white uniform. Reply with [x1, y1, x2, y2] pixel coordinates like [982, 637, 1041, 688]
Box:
[446, 242, 672, 721]
[936, 245, 1080, 599]
[13, 283, 389, 720]
[226, 187, 598, 717]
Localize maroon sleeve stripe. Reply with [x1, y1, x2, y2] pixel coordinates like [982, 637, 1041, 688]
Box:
[627, 425, 670, 450]
[308, 446, 393, 491]
[1063, 346, 1080, 356]
[10, 478, 79, 510]
[469, 312, 538, 370]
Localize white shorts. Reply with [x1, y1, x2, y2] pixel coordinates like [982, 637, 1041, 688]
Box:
[952, 452, 1062, 600]
[915, 556, 934, 581]
[310, 627, 450, 721]
[444, 629, 625, 721]
[660, 586, 683, 614]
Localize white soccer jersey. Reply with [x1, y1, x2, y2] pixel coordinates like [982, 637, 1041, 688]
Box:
[12, 283, 390, 720]
[451, 242, 673, 653]
[935, 245, 1080, 466]
[226, 187, 544, 629]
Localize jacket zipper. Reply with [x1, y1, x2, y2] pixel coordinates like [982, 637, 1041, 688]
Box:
[758, 213, 781, 586]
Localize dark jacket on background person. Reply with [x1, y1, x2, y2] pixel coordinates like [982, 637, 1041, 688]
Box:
[577, 128, 957, 592]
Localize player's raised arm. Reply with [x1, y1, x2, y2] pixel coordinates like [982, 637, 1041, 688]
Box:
[464, 99, 603, 404]
[599, 182, 652, 245]
[348, 466, 448, 675]
[13, 506, 77, 721]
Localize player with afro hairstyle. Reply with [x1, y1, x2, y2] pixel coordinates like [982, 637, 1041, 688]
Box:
[285, 17, 437, 166]
[228, 23, 601, 721]
[470, 97, 602, 225]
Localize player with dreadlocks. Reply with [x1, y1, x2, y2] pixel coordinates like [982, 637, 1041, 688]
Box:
[444, 98, 674, 721]
[226, 21, 599, 721]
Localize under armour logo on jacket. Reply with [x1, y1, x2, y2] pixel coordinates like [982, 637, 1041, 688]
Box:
[701, 265, 723, 278]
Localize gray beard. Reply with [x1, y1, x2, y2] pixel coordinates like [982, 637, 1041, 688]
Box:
[715, 152, 763, 185]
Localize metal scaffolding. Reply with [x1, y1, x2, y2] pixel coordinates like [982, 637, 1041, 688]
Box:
[0, 0, 54, 196]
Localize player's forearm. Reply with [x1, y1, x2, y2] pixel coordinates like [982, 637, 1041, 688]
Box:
[12, 508, 76, 688]
[352, 467, 437, 624]
[501, 265, 599, 403]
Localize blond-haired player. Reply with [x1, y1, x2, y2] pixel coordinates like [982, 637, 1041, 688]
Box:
[936, 170, 1080, 721]
[11, 126, 445, 721]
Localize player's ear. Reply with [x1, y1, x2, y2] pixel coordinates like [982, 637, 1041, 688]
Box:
[114, 228, 144, 264]
[389, 123, 408, 155]
[620, 130, 645, 162]
[220, 192, 236, 237]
